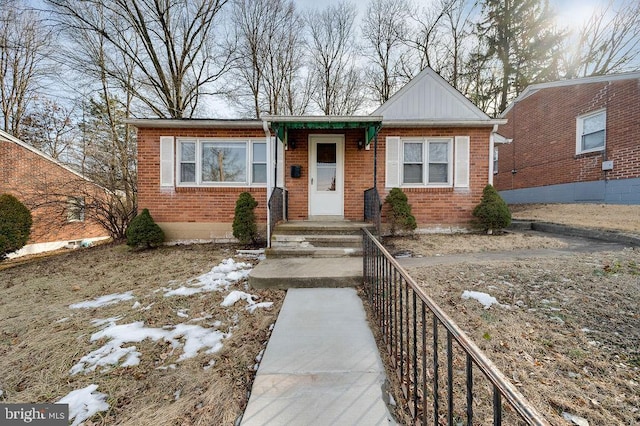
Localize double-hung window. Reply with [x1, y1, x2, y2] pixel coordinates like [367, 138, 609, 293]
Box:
[576, 109, 606, 154]
[67, 197, 85, 222]
[401, 138, 453, 186]
[177, 139, 266, 186]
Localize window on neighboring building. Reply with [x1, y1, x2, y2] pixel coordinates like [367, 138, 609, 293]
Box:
[493, 148, 499, 174]
[401, 138, 453, 185]
[177, 139, 266, 186]
[576, 109, 606, 154]
[67, 197, 85, 222]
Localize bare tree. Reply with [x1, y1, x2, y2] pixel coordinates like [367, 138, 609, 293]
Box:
[362, 0, 411, 104]
[404, 0, 454, 76]
[0, 1, 52, 137]
[562, 0, 640, 78]
[306, 2, 365, 115]
[47, 0, 233, 118]
[229, 0, 307, 117]
[44, 1, 139, 239]
[439, 0, 479, 91]
[20, 97, 76, 160]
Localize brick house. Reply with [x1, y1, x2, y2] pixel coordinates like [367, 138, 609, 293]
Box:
[130, 67, 505, 242]
[0, 129, 109, 256]
[494, 72, 640, 204]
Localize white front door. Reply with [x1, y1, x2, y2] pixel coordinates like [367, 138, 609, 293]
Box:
[309, 135, 344, 217]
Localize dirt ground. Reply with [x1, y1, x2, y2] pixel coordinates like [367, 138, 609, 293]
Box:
[511, 203, 640, 233]
[385, 227, 639, 424]
[0, 243, 285, 425]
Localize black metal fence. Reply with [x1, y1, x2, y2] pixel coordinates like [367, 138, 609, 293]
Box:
[362, 228, 550, 425]
[268, 187, 287, 237]
[364, 187, 382, 234]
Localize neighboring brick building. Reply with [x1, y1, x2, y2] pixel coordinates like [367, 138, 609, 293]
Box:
[0, 129, 109, 256]
[131, 67, 505, 242]
[495, 72, 640, 204]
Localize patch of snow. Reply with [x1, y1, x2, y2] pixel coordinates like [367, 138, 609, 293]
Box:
[90, 317, 123, 328]
[55, 317, 70, 323]
[174, 390, 181, 400]
[246, 302, 274, 313]
[156, 364, 177, 370]
[70, 292, 135, 309]
[163, 258, 252, 297]
[221, 290, 255, 307]
[132, 301, 141, 309]
[189, 314, 213, 322]
[562, 412, 589, 426]
[141, 303, 155, 311]
[71, 321, 229, 374]
[221, 291, 273, 313]
[461, 291, 500, 309]
[203, 359, 216, 370]
[176, 309, 189, 318]
[56, 384, 109, 426]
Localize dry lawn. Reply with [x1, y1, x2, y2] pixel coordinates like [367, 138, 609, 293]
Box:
[385, 231, 639, 425]
[0, 243, 285, 425]
[511, 203, 640, 234]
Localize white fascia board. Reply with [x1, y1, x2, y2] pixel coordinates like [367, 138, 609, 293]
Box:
[381, 119, 507, 127]
[263, 115, 384, 124]
[126, 118, 264, 129]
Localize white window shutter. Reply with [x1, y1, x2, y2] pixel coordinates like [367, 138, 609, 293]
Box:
[385, 136, 401, 187]
[454, 136, 470, 188]
[276, 136, 284, 187]
[160, 136, 175, 187]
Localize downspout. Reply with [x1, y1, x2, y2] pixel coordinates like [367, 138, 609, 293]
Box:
[490, 124, 497, 185]
[373, 132, 378, 188]
[263, 119, 272, 248]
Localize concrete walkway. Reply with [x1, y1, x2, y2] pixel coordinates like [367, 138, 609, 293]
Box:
[240, 288, 395, 426]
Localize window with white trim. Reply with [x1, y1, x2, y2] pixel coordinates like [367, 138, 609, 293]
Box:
[67, 197, 85, 222]
[176, 139, 267, 186]
[493, 148, 499, 174]
[401, 138, 453, 186]
[576, 109, 606, 154]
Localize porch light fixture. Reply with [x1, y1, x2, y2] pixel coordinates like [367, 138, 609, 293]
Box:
[288, 138, 296, 150]
[357, 139, 364, 150]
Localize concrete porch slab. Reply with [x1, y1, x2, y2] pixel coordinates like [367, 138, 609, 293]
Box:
[248, 257, 363, 289]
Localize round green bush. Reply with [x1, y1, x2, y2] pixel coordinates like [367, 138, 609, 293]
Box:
[233, 192, 259, 245]
[125, 208, 165, 249]
[385, 187, 417, 235]
[472, 184, 512, 233]
[0, 194, 33, 259]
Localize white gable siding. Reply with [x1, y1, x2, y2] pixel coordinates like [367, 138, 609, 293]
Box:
[374, 68, 491, 122]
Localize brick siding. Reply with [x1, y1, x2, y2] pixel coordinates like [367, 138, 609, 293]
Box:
[137, 126, 492, 232]
[495, 78, 640, 191]
[1, 141, 108, 244]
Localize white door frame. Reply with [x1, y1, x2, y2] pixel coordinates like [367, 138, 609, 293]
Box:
[308, 134, 344, 218]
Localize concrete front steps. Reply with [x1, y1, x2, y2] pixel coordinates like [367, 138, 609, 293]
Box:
[249, 221, 374, 289]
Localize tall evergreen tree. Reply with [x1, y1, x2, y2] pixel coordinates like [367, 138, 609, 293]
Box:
[475, 0, 563, 113]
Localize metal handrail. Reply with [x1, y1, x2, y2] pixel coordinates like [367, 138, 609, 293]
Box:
[364, 187, 382, 234]
[268, 187, 287, 240]
[362, 228, 550, 425]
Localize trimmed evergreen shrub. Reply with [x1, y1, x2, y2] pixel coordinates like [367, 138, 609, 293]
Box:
[0, 194, 33, 259]
[384, 187, 417, 235]
[472, 184, 512, 234]
[233, 192, 259, 245]
[125, 208, 165, 249]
